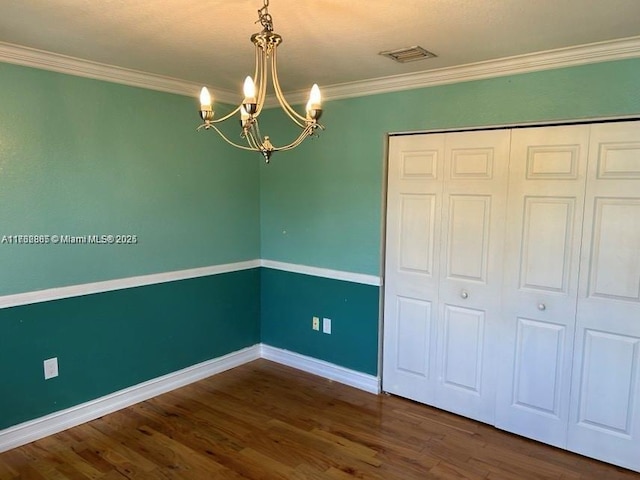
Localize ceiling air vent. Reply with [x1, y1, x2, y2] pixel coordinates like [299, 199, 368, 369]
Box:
[379, 46, 437, 63]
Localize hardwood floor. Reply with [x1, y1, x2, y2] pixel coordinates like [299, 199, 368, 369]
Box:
[1, 359, 638, 479]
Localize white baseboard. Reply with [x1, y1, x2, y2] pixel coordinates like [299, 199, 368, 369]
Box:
[0, 344, 380, 453]
[0, 345, 261, 453]
[260, 344, 381, 395]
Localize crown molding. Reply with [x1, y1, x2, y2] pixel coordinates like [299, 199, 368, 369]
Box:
[0, 41, 239, 104]
[281, 35, 640, 105]
[2, 36, 639, 106]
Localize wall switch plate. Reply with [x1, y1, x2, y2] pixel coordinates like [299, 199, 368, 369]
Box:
[312, 316, 320, 331]
[323, 317, 332, 334]
[44, 357, 59, 380]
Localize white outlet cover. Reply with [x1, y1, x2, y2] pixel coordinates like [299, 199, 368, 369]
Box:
[323, 317, 332, 334]
[44, 357, 59, 380]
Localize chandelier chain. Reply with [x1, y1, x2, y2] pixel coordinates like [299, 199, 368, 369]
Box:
[256, 0, 274, 32]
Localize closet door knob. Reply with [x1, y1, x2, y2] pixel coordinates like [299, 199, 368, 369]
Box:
[538, 303, 546, 311]
[461, 290, 469, 299]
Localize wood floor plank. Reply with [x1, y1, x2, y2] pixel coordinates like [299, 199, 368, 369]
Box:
[1, 359, 639, 479]
[70, 422, 160, 475]
[0, 449, 49, 480]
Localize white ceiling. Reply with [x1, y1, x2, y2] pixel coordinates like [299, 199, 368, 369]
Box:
[1, 0, 640, 98]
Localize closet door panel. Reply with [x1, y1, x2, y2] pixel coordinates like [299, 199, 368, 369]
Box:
[588, 198, 640, 301]
[435, 130, 510, 424]
[569, 121, 640, 472]
[511, 318, 566, 415]
[496, 125, 590, 447]
[519, 197, 576, 292]
[382, 134, 445, 404]
[441, 304, 486, 393]
[575, 330, 638, 432]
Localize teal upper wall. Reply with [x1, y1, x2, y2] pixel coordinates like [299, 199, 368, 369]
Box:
[260, 59, 640, 276]
[2, 58, 639, 293]
[0, 63, 260, 296]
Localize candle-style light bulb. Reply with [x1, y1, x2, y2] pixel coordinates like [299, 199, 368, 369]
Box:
[200, 87, 212, 108]
[243, 76, 258, 115]
[243, 76, 256, 99]
[306, 84, 322, 121]
[309, 84, 321, 107]
[199, 87, 214, 124]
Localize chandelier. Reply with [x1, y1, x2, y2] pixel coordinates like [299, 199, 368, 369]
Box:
[197, 0, 324, 163]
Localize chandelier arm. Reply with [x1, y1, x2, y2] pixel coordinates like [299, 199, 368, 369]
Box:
[211, 104, 243, 124]
[272, 79, 307, 128]
[275, 126, 316, 151]
[254, 49, 268, 117]
[246, 128, 273, 160]
[203, 121, 319, 154]
[253, 44, 261, 91]
[247, 123, 262, 149]
[245, 130, 262, 151]
[247, 122, 270, 154]
[270, 48, 309, 126]
[247, 122, 321, 153]
[264, 124, 314, 152]
[253, 119, 267, 145]
[207, 124, 261, 152]
[252, 44, 262, 107]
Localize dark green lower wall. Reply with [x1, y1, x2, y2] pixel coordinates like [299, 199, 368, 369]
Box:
[260, 268, 379, 376]
[0, 268, 260, 430]
[0, 266, 378, 431]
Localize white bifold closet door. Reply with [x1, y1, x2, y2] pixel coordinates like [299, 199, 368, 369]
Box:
[568, 121, 640, 471]
[382, 133, 444, 407]
[383, 129, 510, 424]
[383, 120, 640, 473]
[495, 125, 590, 448]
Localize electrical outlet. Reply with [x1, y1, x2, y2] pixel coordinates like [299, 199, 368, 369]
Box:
[323, 317, 332, 334]
[43, 357, 59, 380]
[312, 316, 320, 330]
